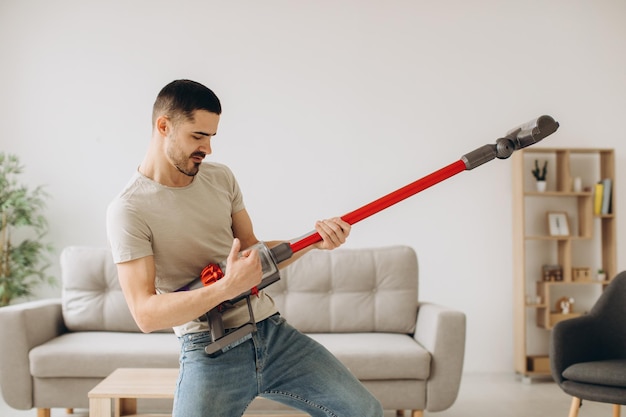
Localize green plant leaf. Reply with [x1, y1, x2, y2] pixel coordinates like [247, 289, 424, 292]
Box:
[0, 152, 55, 306]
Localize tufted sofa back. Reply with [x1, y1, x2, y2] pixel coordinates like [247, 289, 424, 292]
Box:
[61, 246, 144, 332]
[267, 245, 418, 334]
[61, 245, 418, 335]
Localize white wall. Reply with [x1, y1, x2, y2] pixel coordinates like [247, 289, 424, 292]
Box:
[1, 0, 625, 373]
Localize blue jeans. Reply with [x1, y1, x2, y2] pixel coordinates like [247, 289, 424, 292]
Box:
[173, 314, 383, 417]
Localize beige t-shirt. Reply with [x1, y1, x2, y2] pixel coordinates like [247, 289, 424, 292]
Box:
[106, 162, 277, 336]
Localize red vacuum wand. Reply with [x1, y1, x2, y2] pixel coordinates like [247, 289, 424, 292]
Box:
[289, 159, 467, 253]
[181, 114, 559, 356]
[287, 114, 559, 254]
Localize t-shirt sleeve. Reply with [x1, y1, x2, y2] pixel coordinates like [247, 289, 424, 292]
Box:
[106, 197, 154, 264]
[225, 165, 245, 214]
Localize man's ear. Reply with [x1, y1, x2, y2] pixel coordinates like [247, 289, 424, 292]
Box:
[155, 115, 170, 136]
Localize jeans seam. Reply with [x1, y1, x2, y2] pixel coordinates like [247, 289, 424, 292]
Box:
[264, 390, 338, 417]
[254, 326, 265, 394]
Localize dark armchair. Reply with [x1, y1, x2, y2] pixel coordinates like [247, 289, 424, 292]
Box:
[550, 271, 626, 417]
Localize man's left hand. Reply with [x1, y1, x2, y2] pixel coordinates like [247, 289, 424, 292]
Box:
[314, 217, 351, 250]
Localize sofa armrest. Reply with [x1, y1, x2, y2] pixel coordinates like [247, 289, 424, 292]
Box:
[413, 302, 466, 412]
[0, 298, 65, 410]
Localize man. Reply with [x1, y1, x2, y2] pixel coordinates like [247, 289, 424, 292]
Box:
[106, 79, 383, 417]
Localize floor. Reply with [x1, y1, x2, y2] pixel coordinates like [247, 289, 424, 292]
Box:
[0, 373, 615, 417]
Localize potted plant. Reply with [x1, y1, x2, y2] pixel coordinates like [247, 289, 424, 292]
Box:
[532, 160, 548, 192]
[0, 153, 54, 307]
[597, 269, 607, 282]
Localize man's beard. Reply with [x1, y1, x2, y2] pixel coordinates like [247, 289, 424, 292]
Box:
[167, 143, 204, 177]
[175, 161, 201, 177]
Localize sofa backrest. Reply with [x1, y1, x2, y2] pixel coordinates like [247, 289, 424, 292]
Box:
[61, 245, 418, 334]
[267, 245, 418, 334]
[61, 246, 143, 332]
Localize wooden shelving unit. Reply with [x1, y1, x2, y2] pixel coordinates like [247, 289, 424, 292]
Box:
[512, 148, 616, 379]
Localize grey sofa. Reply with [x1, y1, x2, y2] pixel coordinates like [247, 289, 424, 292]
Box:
[0, 245, 466, 417]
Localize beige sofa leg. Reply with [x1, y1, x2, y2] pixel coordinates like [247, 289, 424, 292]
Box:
[614, 404, 621, 417]
[411, 410, 424, 417]
[568, 397, 581, 417]
[37, 409, 51, 417]
[396, 411, 405, 416]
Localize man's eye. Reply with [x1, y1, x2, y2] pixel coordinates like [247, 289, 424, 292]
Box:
[192, 135, 202, 140]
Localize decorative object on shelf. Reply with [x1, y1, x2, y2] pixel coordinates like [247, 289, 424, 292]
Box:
[573, 177, 583, 193]
[535, 181, 547, 192]
[542, 264, 563, 282]
[572, 267, 591, 282]
[555, 296, 575, 314]
[547, 211, 570, 236]
[0, 153, 55, 307]
[597, 269, 607, 281]
[532, 159, 548, 192]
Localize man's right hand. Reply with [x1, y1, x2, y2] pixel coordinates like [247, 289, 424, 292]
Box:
[220, 238, 263, 299]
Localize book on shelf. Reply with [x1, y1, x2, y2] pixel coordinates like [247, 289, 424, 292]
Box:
[601, 178, 612, 215]
[594, 182, 604, 215]
[593, 179, 613, 216]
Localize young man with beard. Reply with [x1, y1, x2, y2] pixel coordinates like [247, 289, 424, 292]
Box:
[106, 79, 383, 417]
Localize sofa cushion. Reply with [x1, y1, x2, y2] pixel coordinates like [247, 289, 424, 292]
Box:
[267, 246, 418, 334]
[61, 246, 141, 332]
[29, 332, 180, 378]
[309, 333, 430, 380]
[29, 331, 429, 382]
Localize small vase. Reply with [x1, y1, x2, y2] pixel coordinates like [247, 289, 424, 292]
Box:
[536, 181, 547, 192]
[573, 177, 582, 193]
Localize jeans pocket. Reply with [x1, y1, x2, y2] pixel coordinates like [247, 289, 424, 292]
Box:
[182, 331, 214, 353]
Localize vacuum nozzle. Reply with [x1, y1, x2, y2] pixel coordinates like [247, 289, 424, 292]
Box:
[462, 115, 559, 169]
[506, 115, 559, 150]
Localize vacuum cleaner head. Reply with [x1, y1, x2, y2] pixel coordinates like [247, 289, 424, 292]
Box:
[506, 115, 560, 150]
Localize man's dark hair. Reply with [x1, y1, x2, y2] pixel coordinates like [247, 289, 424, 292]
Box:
[152, 79, 222, 125]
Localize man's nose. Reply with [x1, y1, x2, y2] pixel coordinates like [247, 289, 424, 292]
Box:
[199, 139, 212, 155]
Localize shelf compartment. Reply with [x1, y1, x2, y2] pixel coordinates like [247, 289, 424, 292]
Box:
[526, 355, 551, 373]
[536, 307, 582, 329]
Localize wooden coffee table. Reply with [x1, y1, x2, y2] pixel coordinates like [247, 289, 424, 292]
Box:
[88, 367, 306, 416]
[88, 368, 177, 417]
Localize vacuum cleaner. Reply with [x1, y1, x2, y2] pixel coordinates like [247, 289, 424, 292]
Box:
[179, 115, 559, 356]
